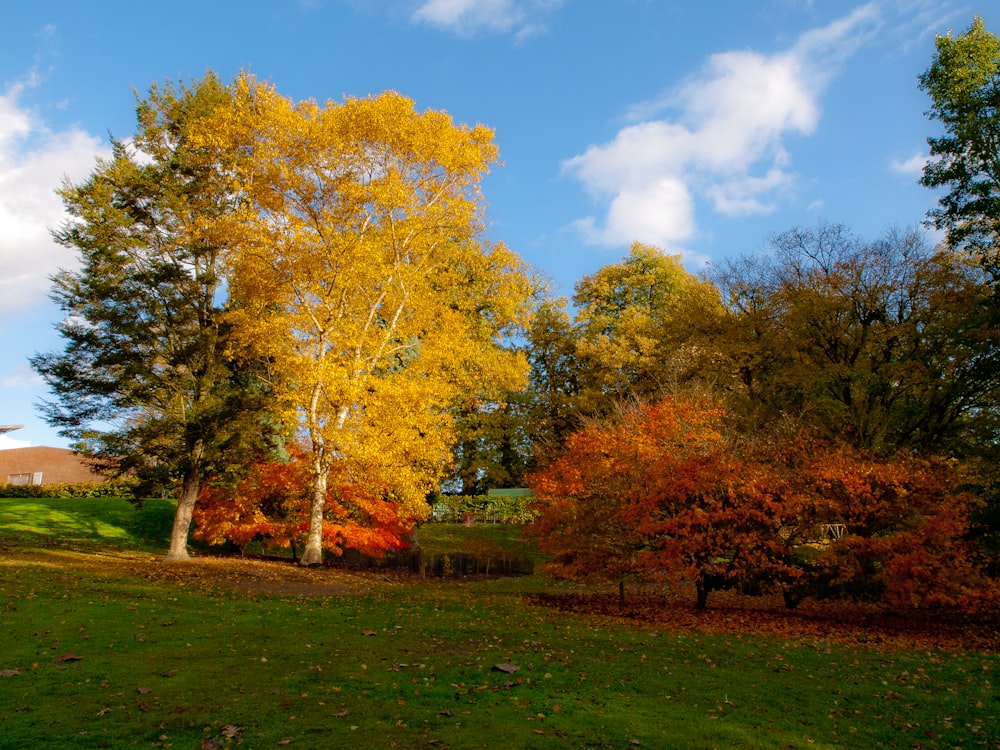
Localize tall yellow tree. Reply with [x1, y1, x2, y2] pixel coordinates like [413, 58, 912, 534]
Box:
[198, 76, 534, 565]
[572, 242, 725, 412]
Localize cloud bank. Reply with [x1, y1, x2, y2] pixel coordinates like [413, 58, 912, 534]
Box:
[0, 78, 106, 313]
[411, 0, 562, 39]
[562, 4, 882, 250]
[890, 150, 927, 177]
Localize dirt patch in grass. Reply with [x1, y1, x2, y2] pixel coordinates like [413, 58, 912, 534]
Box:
[527, 588, 1000, 653]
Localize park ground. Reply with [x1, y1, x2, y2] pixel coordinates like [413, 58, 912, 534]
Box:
[1, 496, 998, 749]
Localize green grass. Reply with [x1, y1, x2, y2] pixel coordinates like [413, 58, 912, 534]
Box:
[0, 496, 176, 550]
[1, 498, 997, 749]
[417, 522, 541, 562]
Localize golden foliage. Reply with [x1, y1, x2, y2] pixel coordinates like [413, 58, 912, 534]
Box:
[194, 75, 535, 560]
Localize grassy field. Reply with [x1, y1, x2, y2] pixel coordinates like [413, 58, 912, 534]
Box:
[1, 496, 998, 749]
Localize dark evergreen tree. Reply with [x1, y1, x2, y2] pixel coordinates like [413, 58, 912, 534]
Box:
[32, 74, 280, 560]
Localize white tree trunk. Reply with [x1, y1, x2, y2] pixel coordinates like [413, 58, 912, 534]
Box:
[299, 452, 330, 566]
[300, 404, 348, 567]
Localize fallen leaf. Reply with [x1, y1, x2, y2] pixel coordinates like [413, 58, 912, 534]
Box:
[54, 653, 83, 663]
[361, 629, 377, 636]
[333, 709, 349, 718]
[0, 669, 19, 677]
[220, 725, 242, 738]
[137, 687, 152, 694]
[493, 663, 520, 674]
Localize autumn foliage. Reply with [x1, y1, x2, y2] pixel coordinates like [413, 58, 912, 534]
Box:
[780, 441, 994, 611]
[529, 396, 997, 611]
[193, 448, 413, 559]
[196, 76, 534, 566]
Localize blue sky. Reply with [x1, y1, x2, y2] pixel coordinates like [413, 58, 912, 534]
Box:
[1, 0, 995, 449]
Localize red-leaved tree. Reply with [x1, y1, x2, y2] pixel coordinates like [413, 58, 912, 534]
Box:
[785, 441, 996, 610]
[193, 447, 413, 560]
[529, 396, 796, 607]
[530, 396, 997, 611]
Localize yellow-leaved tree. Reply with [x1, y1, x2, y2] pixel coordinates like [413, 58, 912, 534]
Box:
[197, 75, 535, 565]
[572, 242, 725, 412]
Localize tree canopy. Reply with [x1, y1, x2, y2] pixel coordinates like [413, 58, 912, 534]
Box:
[32, 74, 278, 560]
[713, 223, 1000, 455]
[920, 16, 1000, 280]
[195, 76, 537, 565]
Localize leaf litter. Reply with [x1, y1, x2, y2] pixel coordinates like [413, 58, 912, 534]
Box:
[527, 588, 1000, 652]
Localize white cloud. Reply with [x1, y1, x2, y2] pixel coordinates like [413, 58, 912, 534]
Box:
[572, 176, 695, 247]
[3, 362, 43, 388]
[562, 4, 881, 251]
[884, 0, 968, 53]
[0, 78, 106, 313]
[0, 434, 31, 450]
[889, 150, 927, 177]
[411, 0, 562, 38]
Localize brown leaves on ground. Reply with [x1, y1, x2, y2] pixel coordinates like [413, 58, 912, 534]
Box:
[200, 724, 243, 748]
[5, 549, 361, 597]
[527, 588, 1000, 653]
[138, 556, 362, 597]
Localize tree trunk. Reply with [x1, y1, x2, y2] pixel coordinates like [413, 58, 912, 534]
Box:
[695, 578, 709, 610]
[782, 590, 803, 609]
[299, 453, 329, 567]
[165, 444, 203, 561]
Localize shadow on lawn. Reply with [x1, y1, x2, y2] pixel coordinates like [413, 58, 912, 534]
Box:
[527, 588, 1000, 653]
[0, 497, 175, 548]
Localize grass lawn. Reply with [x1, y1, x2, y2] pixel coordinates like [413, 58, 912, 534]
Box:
[1, 496, 997, 749]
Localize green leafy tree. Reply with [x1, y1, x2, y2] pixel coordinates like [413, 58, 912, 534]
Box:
[917, 19, 1000, 547]
[713, 223, 1000, 455]
[32, 74, 278, 561]
[448, 394, 532, 494]
[919, 16, 1000, 280]
[521, 298, 583, 464]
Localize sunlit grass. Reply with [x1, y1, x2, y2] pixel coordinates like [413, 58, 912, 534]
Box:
[1, 497, 997, 749]
[0, 496, 176, 550]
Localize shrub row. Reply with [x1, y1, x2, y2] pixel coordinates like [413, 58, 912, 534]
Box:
[428, 493, 537, 524]
[0, 479, 138, 499]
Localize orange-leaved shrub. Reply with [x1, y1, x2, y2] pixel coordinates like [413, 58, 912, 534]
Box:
[529, 396, 997, 611]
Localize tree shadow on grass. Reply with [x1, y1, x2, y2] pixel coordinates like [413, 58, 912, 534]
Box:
[0, 496, 175, 549]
